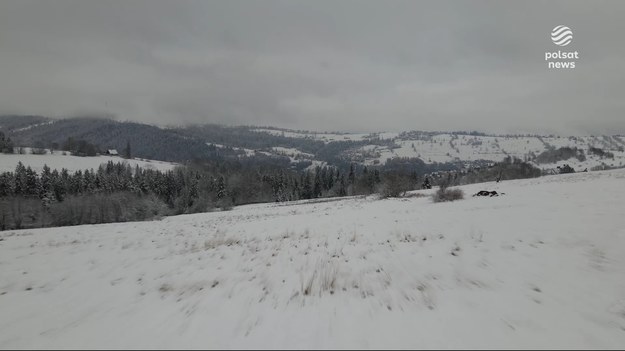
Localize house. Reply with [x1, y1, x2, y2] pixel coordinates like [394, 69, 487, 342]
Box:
[106, 149, 119, 156]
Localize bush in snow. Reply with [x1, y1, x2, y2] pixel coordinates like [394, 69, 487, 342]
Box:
[379, 172, 411, 198]
[432, 184, 464, 203]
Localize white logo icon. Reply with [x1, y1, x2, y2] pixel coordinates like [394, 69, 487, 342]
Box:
[551, 25, 573, 46]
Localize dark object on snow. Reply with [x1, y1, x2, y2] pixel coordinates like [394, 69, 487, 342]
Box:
[473, 190, 502, 197]
[557, 164, 575, 174]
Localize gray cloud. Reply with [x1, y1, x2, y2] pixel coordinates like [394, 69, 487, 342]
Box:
[1, 0, 624, 134]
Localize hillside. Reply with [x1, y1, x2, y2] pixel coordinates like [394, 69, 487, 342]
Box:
[2, 116, 624, 173]
[253, 128, 625, 172]
[0, 150, 178, 173]
[1, 169, 624, 348]
[0, 117, 217, 163]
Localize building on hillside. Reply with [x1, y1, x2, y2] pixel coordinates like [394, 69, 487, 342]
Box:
[106, 149, 119, 156]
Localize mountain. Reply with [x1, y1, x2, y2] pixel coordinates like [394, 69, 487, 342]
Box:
[2, 116, 624, 173]
[0, 116, 217, 162]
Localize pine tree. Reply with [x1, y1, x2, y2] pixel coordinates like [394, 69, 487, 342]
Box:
[14, 162, 27, 196]
[300, 173, 312, 199]
[291, 178, 300, 201]
[348, 164, 356, 184]
[326, 167, 334, 190]
[69, 170, 83, 194]
[124, 140, 132, 159]
[25, 166, 40, 197]
[338, 175, 347, 197]
[313, 168, 322, 198]
[53, 169, 70, 201]
[319, 167, 328, 193]
[0, 173, 14, 196]
[40, 165, 52, 198]
[83, 169, 95, 193]
[217, 176, 227, 200]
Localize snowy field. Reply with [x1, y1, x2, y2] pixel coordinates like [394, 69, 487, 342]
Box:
[1, 169, 625, 348]
[0, 152, 178, 173]
[356, 134, 625, 169]
[250, 129, 625, 170]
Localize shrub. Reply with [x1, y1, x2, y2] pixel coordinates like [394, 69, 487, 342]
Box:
[380, 173, 411, 198]
[31, 141, 47, 155]
[48, 193, 163, 226]
[432, 187, 464, 203]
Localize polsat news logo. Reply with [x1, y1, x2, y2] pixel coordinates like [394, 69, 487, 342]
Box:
[545, 25, 578, 69]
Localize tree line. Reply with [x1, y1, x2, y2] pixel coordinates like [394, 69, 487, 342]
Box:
[0, 159, 422, 230]
[0, 154, 544, 231]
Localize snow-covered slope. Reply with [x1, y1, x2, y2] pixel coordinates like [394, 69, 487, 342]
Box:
[10, 120, 56, 132]
[271, 146, 315, 160]
[207, 143, 268, 157]
[252, 128, 625, 170]
[353, 134, 625, 169]
[0, 151, 178, 173]
[1, 170, 625, 348]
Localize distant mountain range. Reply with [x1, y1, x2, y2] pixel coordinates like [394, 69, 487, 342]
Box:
[1, 115, 624, 173]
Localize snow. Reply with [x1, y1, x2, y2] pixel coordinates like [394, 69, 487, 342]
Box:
[10, 120, 56, 132]
[253, 128, 375, 143]
[353, 133, 625, 169]
[0, 151, 178, 173]
[207, 143, 318, 165]
[1, 169, 625, 348]
[271, 147, 315, 159]
[243, 129, 625, 170]
[304, 159, 328, 171]
[207, 143, 270, 157]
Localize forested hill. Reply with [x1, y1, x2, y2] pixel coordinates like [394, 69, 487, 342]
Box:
[2, 116, 624, 173]
[0, 116, 216, 162]
[0, 116, 386, 170]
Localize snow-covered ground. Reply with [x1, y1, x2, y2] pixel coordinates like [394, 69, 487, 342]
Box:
[208, 143, 274, 158]
[271, 147, 315, 160]
[10, 120, 56, 132]
[0, 151, 178, 173]
[354, 134, 625, 170]
[251, 129, 625, 170]
[1, 169, 625, 348]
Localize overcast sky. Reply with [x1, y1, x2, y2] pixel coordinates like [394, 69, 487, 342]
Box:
[0, 0, 624, 135]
